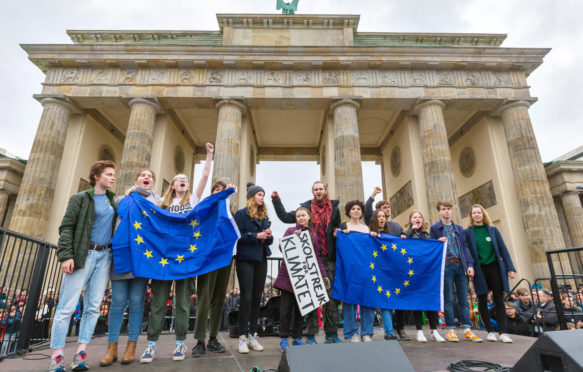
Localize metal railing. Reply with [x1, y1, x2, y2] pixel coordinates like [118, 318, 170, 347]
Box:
[546, 246, 583, 331]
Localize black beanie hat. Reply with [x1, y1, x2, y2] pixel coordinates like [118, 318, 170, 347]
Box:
[246, 182, 265, 200]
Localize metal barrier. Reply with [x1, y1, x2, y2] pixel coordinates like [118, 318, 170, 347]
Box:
[546, 246, 583, 330]
[0, 228, 63, 357]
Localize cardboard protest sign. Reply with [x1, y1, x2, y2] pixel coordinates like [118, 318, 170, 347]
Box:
[279, 230, 329, 316]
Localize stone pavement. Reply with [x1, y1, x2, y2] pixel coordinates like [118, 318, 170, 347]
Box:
[1, 327, 535, 372]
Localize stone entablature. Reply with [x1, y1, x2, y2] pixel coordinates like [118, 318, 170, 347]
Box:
[42, 67, 527, 90]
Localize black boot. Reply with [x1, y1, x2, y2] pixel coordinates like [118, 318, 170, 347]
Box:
[397, 329, 411, 341]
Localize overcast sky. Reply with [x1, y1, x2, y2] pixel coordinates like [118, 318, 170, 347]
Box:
[1, 0, 581, 245]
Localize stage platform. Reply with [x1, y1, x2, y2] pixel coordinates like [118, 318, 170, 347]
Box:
[1, 327, 535, 372]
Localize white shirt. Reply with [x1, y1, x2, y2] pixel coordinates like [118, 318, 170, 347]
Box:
[167, 194, 199, 214]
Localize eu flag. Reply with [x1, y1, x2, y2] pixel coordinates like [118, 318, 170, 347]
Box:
[332, 232, 446, 311]
[112, 189, 240, 280]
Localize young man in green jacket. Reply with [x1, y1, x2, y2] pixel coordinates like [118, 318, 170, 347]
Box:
[49, 160, 117, 372]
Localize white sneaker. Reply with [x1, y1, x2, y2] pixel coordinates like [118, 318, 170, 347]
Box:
[248, 332, 264, 351]
[431, 330, 446, 343]
[140, 345, 156, 363]
[350, 334, 361, 343]
[238, 335, 249, 354]
[416, 330, 427, 343]
[499, 333, 513, 343]
[362, 335, 372, 342]
[486, 332, 498, 342]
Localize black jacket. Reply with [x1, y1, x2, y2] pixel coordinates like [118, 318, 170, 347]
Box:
[523, 300, 559, 332]
[233, 208, 273, 262]
[272, 196, 341, 260]
[404, 227, 431, 239]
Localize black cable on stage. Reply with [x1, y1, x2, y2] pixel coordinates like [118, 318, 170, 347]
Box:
[447, 359, 512, 372]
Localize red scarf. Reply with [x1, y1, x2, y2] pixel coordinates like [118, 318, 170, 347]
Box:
[311, 198, 332, 256]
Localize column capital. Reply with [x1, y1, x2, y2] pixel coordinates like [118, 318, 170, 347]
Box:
[413, 99, 446, 114]
[492, 100, 532, 117]
[215, 99, 246, 112]
[330, 98, 360, 111]
[33, 94, 80, 113]
[127, 97, 163, 114]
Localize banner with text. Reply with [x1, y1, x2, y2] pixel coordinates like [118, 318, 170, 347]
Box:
[280, 230, 329, 316]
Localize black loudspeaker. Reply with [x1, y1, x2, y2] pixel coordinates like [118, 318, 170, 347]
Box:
[278, 340, 415, 372]
[512, 329, 583, 372]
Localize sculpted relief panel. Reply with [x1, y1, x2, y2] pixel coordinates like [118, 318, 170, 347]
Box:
[50, 67, 517, 90]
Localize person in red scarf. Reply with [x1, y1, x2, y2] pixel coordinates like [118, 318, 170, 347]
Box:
[271, 181, 342, 343]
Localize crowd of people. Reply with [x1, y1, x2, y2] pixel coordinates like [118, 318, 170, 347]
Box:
[0, 150, 580, 371]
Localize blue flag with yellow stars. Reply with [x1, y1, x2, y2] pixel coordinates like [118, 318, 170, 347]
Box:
[332, 232, 446, 311]
[112, 188, 240, 280]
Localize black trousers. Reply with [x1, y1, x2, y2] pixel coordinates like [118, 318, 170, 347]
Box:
[318, 257, 339, 335]
[393, 310, 406, 330]
[236, 259, 268, 336]
[414, 311, 438, 330]
[280, 290, 304, 339]
[477, 262, 507, 333]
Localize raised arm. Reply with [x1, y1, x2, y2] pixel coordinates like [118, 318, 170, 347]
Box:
[271, 191, 299, 224]
[194, 143, 214, 200]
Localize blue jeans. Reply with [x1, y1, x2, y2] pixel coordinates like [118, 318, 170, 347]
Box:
[50, 249, 111, 349]
[108, 278, 149, 342]
[443, 261, 471, 329]
[380, 309, 394, 335]
[343, 303, 375, 339]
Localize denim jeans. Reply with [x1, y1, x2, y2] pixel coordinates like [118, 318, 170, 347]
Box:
[343, 303, 375, 339]
[380, 309, 394, 335]
[50, 249, 111, 349]
[443, 261, 471, 329]
[108, 277, 149, 342]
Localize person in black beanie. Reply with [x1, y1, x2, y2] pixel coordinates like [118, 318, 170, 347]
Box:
[233, 182, 273, 354]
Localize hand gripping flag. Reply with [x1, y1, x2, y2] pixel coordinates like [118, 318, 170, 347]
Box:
[112, 188, 240, 280]
[332, 232, 446, 311]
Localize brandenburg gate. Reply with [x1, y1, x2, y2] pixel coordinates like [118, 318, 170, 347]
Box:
[8, 13, 567, 280]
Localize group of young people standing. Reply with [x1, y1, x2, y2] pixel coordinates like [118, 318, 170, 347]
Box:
[46, 147, 517, 371]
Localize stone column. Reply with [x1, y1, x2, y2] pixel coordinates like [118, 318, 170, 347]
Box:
[414, 100, 459, 223]
[561, 192, 583, 247]
[213, 99, 245, 209]
[9, 96, 76, 238]
[115, 98, 162, 195]
[497, 101, 565, 276]
[330, 99, 364, 213]
[0, 190, 9, 226]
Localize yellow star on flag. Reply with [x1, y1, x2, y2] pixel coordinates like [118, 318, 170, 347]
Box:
[377, 285, 383, 293]
[175, 255, 185, 264]
[189, 244, 197, 253]
[386, 290, 391, 298]
[133, 221, 142, 230]
[380, 244, 387, 251]
[409, 270, 414, 277]
[193, 231, 202, 239]
[150, 208, 156, 214]
[372, 275, 377, 283]
[159, 258, 168, 267]
[370, 262, 375, 270]
[404, 280, 410, 287]
[142, 210, 148, 218]
[373, 251, 378, 258]
[134, 235, 144, 245]
[395, 288, 401, 295]
[401, 248, 407, 255]
[392, 243, 397, 251]
[189, 219, 199, 228]
[407, 257, 413, 264]
[144, 250, 153, 259]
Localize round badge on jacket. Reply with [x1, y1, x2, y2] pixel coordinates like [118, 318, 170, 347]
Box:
[486, 237, 492, 242]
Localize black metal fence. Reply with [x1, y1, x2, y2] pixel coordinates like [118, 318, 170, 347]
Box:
[546, 246, 583, 330]
[0, 225, 285, 359]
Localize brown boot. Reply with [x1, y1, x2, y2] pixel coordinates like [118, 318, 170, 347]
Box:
[121, 341, 137, 364]
[99, 342, 118, 367]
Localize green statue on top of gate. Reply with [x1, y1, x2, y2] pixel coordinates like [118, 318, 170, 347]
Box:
[277, 0, 299, 14]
